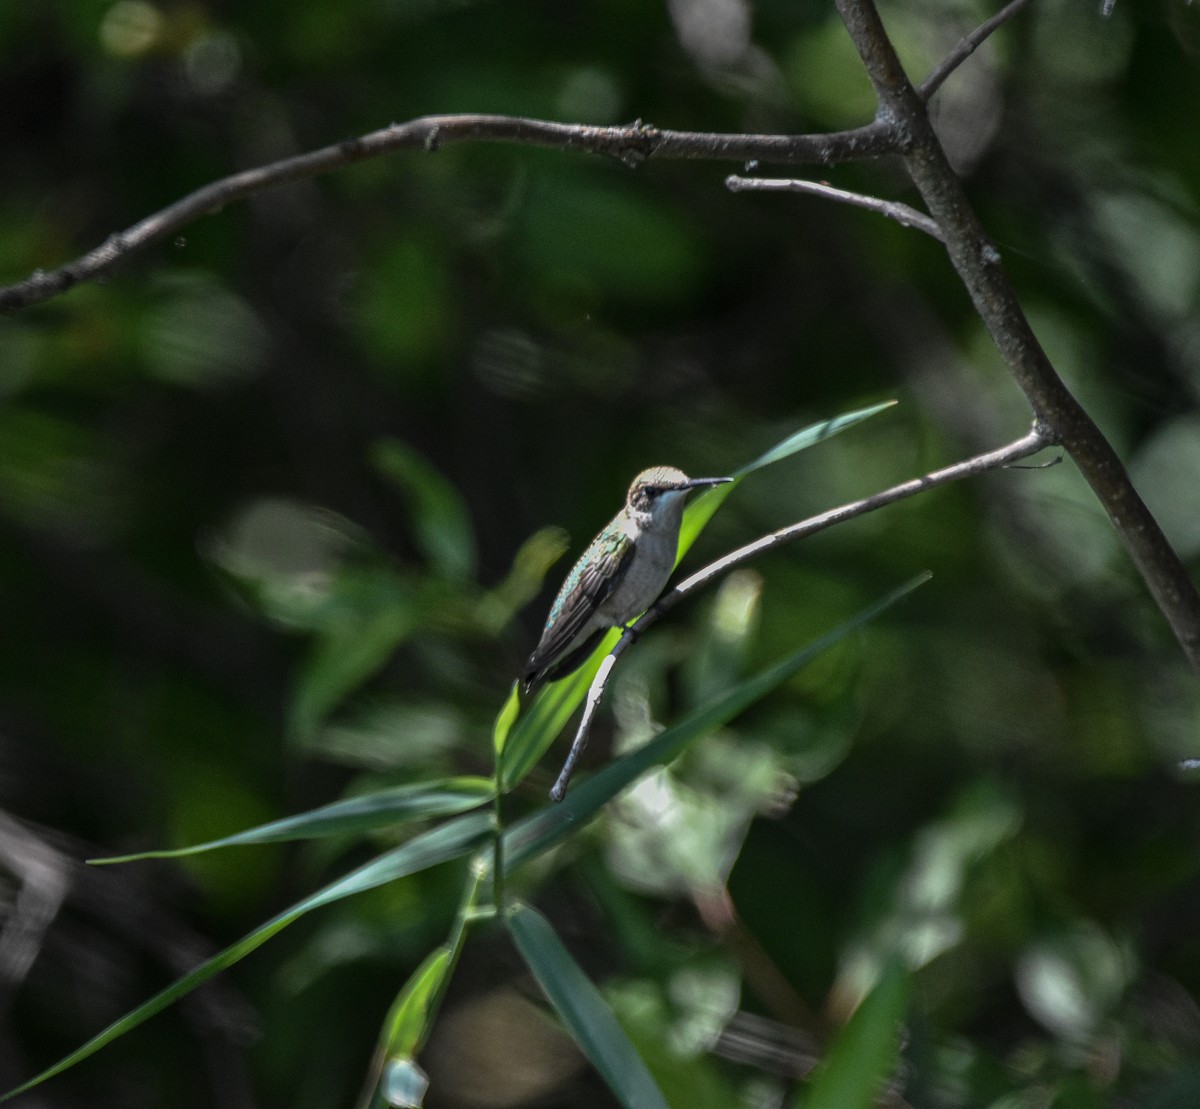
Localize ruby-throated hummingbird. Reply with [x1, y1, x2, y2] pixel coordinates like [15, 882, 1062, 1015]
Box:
[521, 466, 732, 694]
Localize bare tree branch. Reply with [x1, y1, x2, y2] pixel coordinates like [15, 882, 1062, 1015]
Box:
[835, 0, 1200, 673]
[550, 424, 1052, 799]
[6, 0, 1194, 682]
[726, 174, 944, 241]
[919, 0, 1035, 101]
[0, 115, 898, 312]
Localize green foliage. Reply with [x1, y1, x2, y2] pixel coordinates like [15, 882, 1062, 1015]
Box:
[509, 903, 670, 1109]
[5, 1, 1200, 1107]
[801, 960, 909, 1109]
[5, 413, 918, 1107]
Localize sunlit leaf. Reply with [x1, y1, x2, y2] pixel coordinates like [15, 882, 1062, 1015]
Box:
[491, 682, 521, 759]
[676, 400, 898, 556]
[736, 401, 897, 477]
[801, 958, 909, 1109]
[383, 947, 453, 1058]
[498, 636, 614, 789]
[508, 904, 669, 1109]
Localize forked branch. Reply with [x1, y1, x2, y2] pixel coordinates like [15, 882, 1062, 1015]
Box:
[725, 175, 943, 241]
[834, 0, 1200, 672]
[918, 0, 1035, 100]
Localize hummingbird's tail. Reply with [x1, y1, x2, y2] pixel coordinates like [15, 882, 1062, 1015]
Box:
[520, 628, 607, 696]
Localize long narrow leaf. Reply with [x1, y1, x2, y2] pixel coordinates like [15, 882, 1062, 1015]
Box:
[2, 812, 492, 1103]
[801, 959, 909, 1109]
[508, 904, 669, 1109]
[363, 858, 488, 1109]
[737, 401, 896, 478]
[492, 683, 522, 758]
[676, 400, 896, 554]
[381, 947, 453, 1059]
[92, 778, 496, 864]
[503, 574, 930, 873]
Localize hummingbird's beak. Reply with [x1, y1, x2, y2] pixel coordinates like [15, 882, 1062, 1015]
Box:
[683, 476, 733, 491]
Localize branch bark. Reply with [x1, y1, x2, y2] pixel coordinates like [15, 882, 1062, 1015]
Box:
[725, 175, 943, 241]
[918, 0, 1035, 101]
[0, 115, 896, 312]
[4, 2, 1195, 673]
[834, 0, 1200, 672]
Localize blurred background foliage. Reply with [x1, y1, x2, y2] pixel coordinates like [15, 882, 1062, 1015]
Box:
[2, 0, 1200, 1105]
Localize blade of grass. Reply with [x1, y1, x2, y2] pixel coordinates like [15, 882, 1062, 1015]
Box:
[91, 778, 495, 864]
[509, 904, 669, 1109]
[492, 683, 522, 758]
[800, 959, 909, 1109]
[502, 574, 930, 872]
[382, 948, 452, 1058]
[737, 401, 897, 478]
[2, 812, 492, 1102]
[676, 400, 897, 554]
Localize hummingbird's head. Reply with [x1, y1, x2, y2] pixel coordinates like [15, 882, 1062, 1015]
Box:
[626, 466, 732, 519]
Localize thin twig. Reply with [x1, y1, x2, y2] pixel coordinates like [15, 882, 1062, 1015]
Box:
[550, 652, 619, 802]
[550, 424, 1052, 798]
[726, 175, 943, 242]
[0, 115, 898, 312]
[836, 0, 1200, 673]
[919, 0, 1035, 101]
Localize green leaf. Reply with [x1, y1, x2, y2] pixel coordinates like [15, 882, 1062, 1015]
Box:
[381, 947, 454, 1059]
[476, 525, 571, 634]
[676, 400, 897, 556]
[90, 778, 495, 864]
[736, 401, 897, 477]
[364, 859, 488, 1108]
[491, 682, 522, 759]
[800, 959, 909, 1109]
[502, 575, 930, 872]
[1, 812, 492, 1103]
[373, 438, 478, 581]
[291, 597, 423, 739]
[508, 904, 669, 1109]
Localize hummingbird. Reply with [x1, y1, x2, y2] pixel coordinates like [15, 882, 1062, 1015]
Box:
[521, 466, 732, 694]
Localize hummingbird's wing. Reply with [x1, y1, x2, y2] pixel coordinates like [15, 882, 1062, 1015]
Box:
[520, 533, 634, 693]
